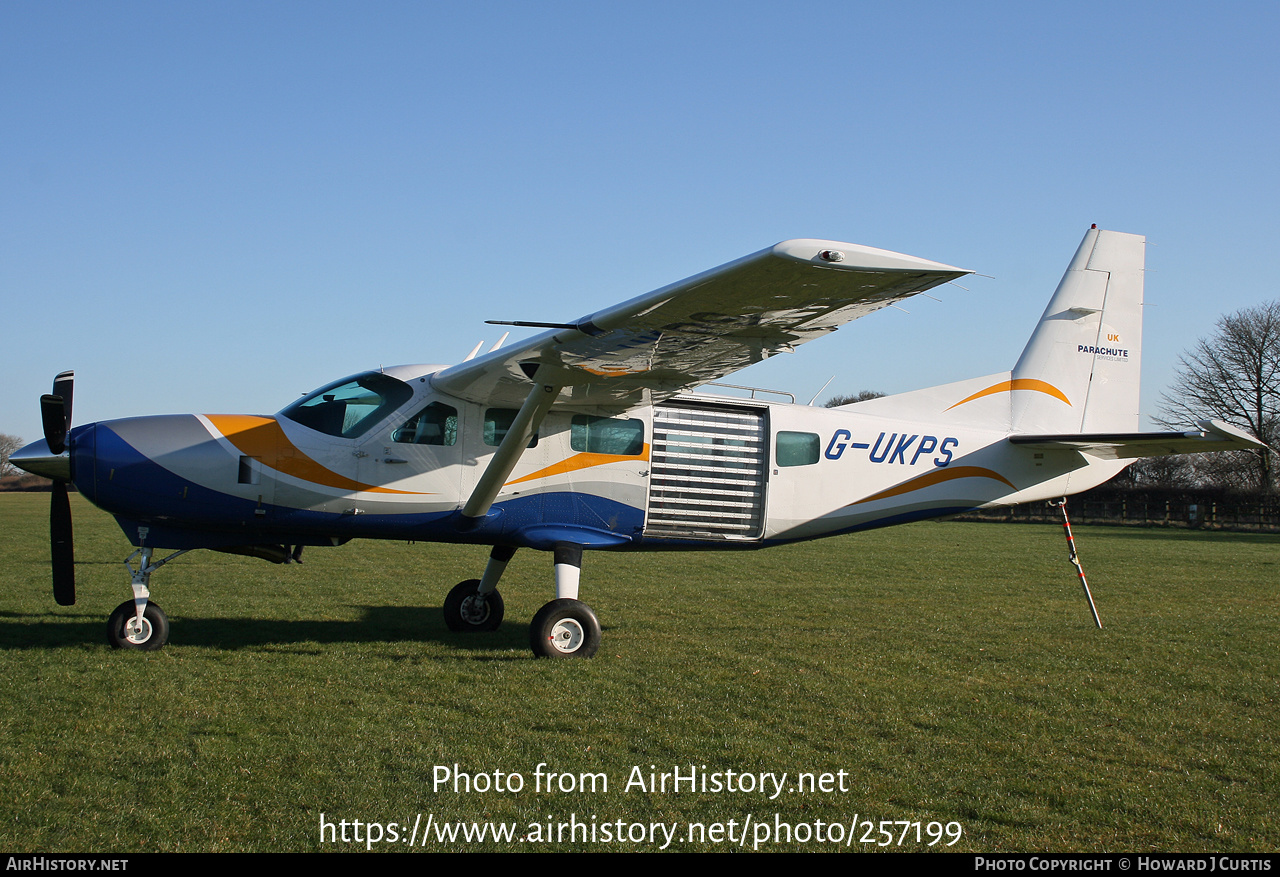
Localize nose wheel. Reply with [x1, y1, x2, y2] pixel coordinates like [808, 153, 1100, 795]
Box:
[106, 541, 189, 651]
[107, 600, 170, 650]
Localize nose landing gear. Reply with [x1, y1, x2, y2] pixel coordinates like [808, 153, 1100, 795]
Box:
[106, 541, 191, 651]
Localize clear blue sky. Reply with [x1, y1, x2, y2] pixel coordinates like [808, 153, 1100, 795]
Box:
[4, 1, 1278, 444]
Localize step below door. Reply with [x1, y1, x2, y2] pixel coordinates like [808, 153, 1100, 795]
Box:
[644, 402, 767, 540]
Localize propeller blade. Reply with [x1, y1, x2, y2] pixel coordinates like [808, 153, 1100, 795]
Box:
[40, 395, 67, 456]
[51, 482, 75, 606]
[52, 370, 74, 429]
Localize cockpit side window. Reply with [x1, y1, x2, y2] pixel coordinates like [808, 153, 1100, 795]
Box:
[392, 401, 458, 446]
[280, 372, 413, 438]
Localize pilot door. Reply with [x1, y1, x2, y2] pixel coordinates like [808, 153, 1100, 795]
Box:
[644, 401, 768, 540]
[358, 398, 465, 505]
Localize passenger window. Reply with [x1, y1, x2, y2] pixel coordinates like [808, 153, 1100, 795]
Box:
[392, 402, 458, 446]
[484, 409, 538, 448]
[570, 416, 644, 455]
[776, 431, 820, 467]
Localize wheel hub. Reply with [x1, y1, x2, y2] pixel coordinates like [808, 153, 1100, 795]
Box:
[459, 595, 489, 625]
[549, 618, 584, 653]
[124, 616, 153, 645]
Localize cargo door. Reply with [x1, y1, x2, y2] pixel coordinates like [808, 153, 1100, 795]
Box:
[644, 401, 767, 539]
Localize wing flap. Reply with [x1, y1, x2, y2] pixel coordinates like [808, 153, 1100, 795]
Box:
[432, 239, 970, 411]
[1010, 420, 1267, 460]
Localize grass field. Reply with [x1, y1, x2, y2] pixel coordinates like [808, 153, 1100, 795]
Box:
[1, 493, 1276, 852]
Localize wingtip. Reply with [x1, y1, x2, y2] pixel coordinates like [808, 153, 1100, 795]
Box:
[772, 239, 971, 275]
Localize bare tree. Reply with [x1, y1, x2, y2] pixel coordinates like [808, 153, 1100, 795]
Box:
[1157, 300, 1280, 492]
[824, 390, 886, 408]
[1110, 453, 1199, 490]
[0, 434, 23, 477]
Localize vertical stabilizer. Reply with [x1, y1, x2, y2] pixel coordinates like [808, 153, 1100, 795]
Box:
[1010, 227, 1145, 434]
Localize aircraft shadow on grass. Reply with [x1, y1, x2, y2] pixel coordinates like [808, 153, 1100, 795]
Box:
[0, 605, 534, 654]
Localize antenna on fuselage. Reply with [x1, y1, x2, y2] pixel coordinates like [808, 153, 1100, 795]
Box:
[807, 375, 836, 406]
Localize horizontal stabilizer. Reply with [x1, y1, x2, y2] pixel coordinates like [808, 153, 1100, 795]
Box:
[1009, 420, 1267, 460]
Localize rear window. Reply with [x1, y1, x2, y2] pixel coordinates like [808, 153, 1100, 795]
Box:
[571, 416, 644, 455]
[484, 409, 538, 448]
[776, 431, 820, 467]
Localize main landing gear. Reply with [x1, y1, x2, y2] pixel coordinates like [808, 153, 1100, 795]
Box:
[529, 598, 601, 659]
[443, 579, 505, 632]
[443, 543, 601, 659]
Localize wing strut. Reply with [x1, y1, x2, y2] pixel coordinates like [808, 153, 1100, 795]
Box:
[460, 372, 562, 524]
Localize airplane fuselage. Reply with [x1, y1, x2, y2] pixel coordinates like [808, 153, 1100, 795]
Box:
[65, 362, 1125, 555]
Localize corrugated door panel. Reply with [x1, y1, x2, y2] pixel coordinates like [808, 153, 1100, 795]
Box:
[645, 403, 767, 539]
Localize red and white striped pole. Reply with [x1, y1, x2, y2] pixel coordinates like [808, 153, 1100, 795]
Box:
[1049, 498, 1102, 629]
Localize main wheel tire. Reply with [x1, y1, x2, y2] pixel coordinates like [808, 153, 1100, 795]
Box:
[107, 600, 170, 651]
[443, 579, 504, 632]
[529, 598, 601, 658]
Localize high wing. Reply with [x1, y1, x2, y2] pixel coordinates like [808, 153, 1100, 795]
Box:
[432, 239, 971, 412]
[1009, 420, 1268, 460]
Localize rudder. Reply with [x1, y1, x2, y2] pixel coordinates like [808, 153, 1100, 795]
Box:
[1010, 226, 1145, 434]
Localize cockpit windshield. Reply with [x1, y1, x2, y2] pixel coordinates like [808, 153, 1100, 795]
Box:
[279, 372, 413, 438]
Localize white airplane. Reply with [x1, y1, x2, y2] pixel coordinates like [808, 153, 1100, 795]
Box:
[13, 225, 1266, 657]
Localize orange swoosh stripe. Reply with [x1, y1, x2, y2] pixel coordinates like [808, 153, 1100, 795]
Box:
[506, 444, 651, 486]
[850, 466, 1016, 506]
[945, 379, 1071, 410]
[205, 414, 426, 495]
